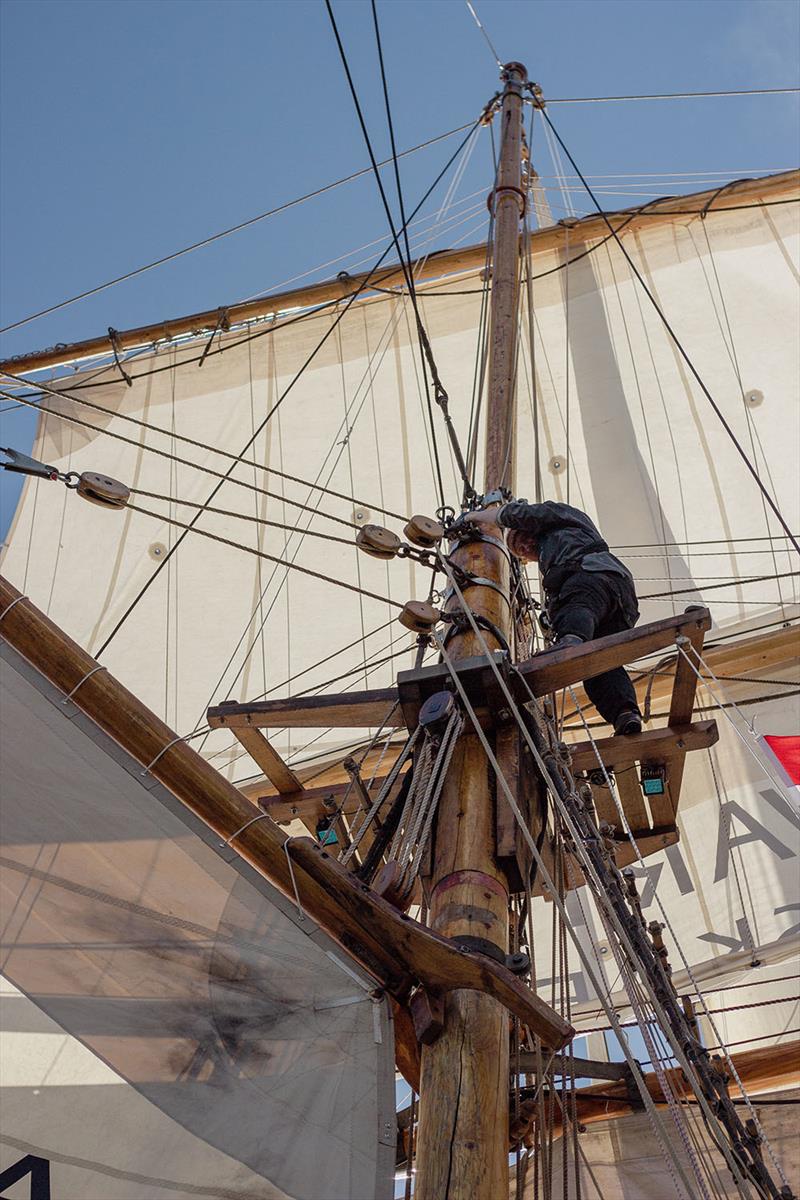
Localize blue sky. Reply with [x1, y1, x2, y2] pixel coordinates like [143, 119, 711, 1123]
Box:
[1, 0, 798, 530]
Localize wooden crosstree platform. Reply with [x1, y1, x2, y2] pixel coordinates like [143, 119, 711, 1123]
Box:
[207, 607, 734, 881]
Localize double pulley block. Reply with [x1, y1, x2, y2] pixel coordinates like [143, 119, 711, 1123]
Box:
[356, 514, 446, 634]
[355, 513, 444, 561]
[355, 503, 515, 636]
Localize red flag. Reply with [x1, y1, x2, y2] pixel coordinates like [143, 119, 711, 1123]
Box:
[762, 735, 800, 786]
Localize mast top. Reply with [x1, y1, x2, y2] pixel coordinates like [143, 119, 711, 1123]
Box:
[501, 62, 528, 84]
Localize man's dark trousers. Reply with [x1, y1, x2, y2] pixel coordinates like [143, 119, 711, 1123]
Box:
[547, 569, 639, 726]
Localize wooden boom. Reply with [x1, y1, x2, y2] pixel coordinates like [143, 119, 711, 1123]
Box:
[2, 171, 795, 379]
[0, 573, 573, 1050]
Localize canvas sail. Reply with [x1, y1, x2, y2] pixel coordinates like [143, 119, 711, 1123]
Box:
[0, 638, 395, 1200]
[2, 171, 797, 775]
[1, 169, 799, 1195]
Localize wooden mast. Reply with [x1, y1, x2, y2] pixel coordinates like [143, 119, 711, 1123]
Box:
[414, 62, 528, 1200]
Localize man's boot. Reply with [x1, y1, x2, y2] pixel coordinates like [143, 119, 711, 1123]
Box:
[556, 634, 584, 649]
[614, 709, 643, 736]
[537, 633, 584, 655]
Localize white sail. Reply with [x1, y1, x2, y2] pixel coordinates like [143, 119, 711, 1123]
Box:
[3, 172, 797, 775]
[2, 170, 799, 1197]
[0, 639, 395, 1200]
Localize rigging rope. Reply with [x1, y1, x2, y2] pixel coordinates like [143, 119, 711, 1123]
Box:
[546, 87, 800, 104]
[128, 489, 359, 544]
[639, 569, 800, 599]
[326, 0, 450, 507]
[0, 388, 373, 531]
[0, 120, 477, 336]
[431, 624, 703, 1196]
[87, 121, 480, 655]
[538, 105, 800, 559]
[440, 555, 792, 1195]
[562, 680, 793, 1191]
[124, 501, 404, 608]
[464, 0, 503, 69]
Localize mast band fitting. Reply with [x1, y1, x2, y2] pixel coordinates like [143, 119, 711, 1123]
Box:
[431, 869, 508, 904]
[487, 184, 526, 215]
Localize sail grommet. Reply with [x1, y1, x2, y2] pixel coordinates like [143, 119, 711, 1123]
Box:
[549, 454, 566, 474]
[76, 472, 130, 509]
[356, 524, 401, 560]
[403, 514, 445, 549]
[398, 600, 441, 633]
[745, 389, 764, 407]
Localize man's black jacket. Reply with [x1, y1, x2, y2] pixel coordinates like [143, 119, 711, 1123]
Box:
[497, 500, 635, 594]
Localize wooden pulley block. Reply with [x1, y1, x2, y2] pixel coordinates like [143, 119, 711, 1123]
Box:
[403, 514, 444, 549]
[419, 689, 457, 733]
[76, 471, 130, 509]
[355, 523, 401, 560]
[373, 860, 414, 912]
[398, 600, 441, 633]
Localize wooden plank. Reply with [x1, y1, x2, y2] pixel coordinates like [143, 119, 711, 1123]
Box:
[669, 625, 707, 727]
[613, 767, 650, 832]
[647, 772, 680, 829]
[238, 738, 407, 806]
[515, 609, 711, 698]
[207, 687, 402, 730]
[258, 775, 397, 824]
[235, 621, 786, 804]
[495, 725, 520, 861]
[231, 728, 303, 794]
[568, 720, 718, 775]
[561, 620, 798, 729]
[655, 617, 708, 821]
[517, 1052, 630, 1081]
[526, 1038, 800, 1143]
[0, 573, 574, 1051]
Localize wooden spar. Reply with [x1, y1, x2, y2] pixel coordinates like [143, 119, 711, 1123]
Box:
[0, 574, 574, 1047]
[208, 688, 402, 730]
[2, 170, 797, 379]
[515, 607, 712, 695]
[512, 1038, 800, 1145]
[234, 615, 791, 805]
[414, 63, 528, 1200]
[395, 1039, 800, 1160]
[549, 619, 798, 728]
[227, 727, 303, 794]
[567, 719, 718, 775]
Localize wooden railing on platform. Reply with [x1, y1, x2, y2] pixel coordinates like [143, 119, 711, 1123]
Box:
[213, 607, 718, 869]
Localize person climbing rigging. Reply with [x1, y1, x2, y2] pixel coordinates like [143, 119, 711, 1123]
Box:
[466, 499, 644, 736]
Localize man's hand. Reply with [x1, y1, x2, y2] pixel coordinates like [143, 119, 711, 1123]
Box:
[466, 506, 503, 530]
